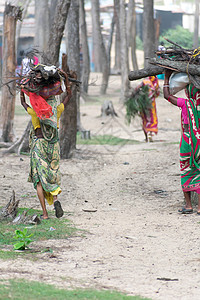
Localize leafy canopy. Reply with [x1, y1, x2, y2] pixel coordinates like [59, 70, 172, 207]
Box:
[160, 25, 198, 49]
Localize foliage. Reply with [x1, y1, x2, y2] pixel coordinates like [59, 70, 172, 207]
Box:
[160, 25, 198, 49]
[0, 279, 151, 300]
[0, 208, 77, 250]
[13, 228, 33, 250]
[125, 85, 151, 124]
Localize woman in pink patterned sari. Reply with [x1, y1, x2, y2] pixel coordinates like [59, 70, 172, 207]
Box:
[164, 69, 200, 214]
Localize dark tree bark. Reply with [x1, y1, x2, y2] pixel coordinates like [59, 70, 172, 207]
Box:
[143, 0, 155, 68]
[129, 65, 164, 81]
[79, 0, 90, 94]
[65, 0, 82, 133]
[44, 0, 71, 65]
[60, 55, 77, 159]
[0, 4, 22, 143]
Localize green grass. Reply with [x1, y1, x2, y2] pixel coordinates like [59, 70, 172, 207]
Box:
[0, 279, 151, 300]
[0, 208, 77, 252]
[77, 134, 139, 145]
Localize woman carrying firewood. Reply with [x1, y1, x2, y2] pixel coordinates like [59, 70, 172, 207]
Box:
[136, 76, 160, 142]
[163, 69, 200, 215]
[20, 64, 71, 220]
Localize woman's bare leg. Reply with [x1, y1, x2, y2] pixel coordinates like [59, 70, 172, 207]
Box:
[197, 194, 200, 214]
[183, 191, 192, 209]
[37, 182, 49, 219]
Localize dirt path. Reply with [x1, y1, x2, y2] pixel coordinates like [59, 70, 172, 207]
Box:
[1, 75, 200, 300]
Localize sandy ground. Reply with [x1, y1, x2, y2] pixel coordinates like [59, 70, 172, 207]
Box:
[1, 73, 200, 300]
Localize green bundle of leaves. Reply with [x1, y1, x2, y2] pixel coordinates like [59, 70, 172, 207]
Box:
[125, 85, 152, 124]
[13, 228, 33, 250]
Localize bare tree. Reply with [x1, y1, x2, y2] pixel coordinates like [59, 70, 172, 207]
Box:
[193, 0, 199, 49]
[0, 4, 22, 143]
[49, 0, 57, 27]
[143, 0, 155, 68]
[79, 0, 90, 94]
[60, 55, 77, 159]
[127, 0, 138, 71]
[91, 0, 109, 94]
[15, 0, 31, 54]
[119, 0, 130, 101]
[107, 14, 115, 74]
[45, 0, 71, 65]
[34, 0, 50, 58]
[113, 0, 121, 73]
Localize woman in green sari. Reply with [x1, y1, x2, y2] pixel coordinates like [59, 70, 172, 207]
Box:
[163, 69, 200, 214]
[20, 66, 71, 219]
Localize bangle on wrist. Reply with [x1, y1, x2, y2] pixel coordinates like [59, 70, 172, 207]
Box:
[163, 84, 169, 87]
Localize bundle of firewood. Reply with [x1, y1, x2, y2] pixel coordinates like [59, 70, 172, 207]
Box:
[129, 38, 200, 88]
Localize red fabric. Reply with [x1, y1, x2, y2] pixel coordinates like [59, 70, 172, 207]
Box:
[21, 81, 63, 120]
[29, 92, 53, 120]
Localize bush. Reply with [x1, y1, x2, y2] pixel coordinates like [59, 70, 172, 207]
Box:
[159, 25, 198, 49]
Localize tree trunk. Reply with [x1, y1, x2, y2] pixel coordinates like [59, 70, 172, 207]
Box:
[16, 0, 30, 56]
[60, 55, 77, 159]
[91, 0, 109, 94]
[143, 0, 155, 68]
[107, 15, 115, 74]
[130, 0, 138, 71]
[193, 0, 199, 49]
[66, 0, 82, 132]
[119, 0, 130, 101]
[127, 0, 138, 71]
[44, 0, 71, 65]
[113, 0, 121, 72]
[49, 0, 57, 29]
[0, 4, 22, 142]
[34, 0, 50, 60]
[91, 0, 102, 72]
[79, 0, 90, 94]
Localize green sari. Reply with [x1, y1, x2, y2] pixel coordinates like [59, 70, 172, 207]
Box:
[28, 96, 61, 205]
[180, 84, 200, 193]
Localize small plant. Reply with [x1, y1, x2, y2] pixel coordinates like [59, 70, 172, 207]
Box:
[13, 228, 33, 250]
[125, 85, 152, 124]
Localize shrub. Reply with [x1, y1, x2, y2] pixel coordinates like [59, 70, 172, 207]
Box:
[159, 25, 198, 49]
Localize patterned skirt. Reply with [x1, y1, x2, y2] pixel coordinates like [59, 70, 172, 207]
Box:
[28, 137, 61, 204]
[142, 98, 158, 134]
[180, 132, 200, 193]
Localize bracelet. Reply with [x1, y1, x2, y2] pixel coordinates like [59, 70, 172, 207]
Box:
[163, 84, 169, 87]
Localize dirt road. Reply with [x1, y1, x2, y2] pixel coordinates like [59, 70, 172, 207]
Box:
[0, 75, 200, 300]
